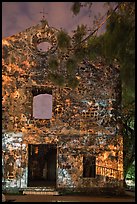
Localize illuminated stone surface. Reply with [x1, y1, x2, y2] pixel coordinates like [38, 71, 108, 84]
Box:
[2, 20, 123, 191]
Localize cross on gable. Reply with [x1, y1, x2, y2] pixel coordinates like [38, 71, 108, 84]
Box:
[40, 8, 48, 20]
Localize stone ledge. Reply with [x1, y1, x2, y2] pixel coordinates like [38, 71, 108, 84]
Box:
[23, 191, 59, 195]
[57, 187, 125, 197]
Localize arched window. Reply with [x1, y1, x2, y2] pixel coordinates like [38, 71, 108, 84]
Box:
[32, 87, 52, 119]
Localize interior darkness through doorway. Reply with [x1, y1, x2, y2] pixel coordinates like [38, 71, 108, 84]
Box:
[28, 144, 57, 187]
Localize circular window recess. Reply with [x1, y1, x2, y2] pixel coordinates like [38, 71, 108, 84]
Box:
[37, 42, 52, 52]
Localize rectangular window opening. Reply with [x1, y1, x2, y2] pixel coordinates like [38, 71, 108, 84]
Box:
[32, 86, 52, 119]
[83, 156, 96, 178]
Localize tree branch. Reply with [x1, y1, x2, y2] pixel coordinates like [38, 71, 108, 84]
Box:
[74, 2, 123, 48]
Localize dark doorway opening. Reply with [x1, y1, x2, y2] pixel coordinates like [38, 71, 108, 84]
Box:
[83, 156, 96, 178]
[28, 144, 57, 187]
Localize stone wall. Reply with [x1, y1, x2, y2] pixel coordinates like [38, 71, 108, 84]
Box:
[2, 20, 123, 190]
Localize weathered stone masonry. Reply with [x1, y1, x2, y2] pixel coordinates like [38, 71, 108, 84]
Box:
[2, 20, 123, 191]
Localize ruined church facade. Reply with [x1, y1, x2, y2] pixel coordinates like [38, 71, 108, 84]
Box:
[2, 20, 123, 192]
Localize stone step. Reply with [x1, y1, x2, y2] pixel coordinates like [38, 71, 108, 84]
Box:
[23, 187, 56, 191]
[23, 191, 59, 195]
[22, 187, 59, 195]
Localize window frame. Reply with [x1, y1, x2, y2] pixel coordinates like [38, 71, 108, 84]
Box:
[83, 155, 96, 178]
[31, 87, 52, 120]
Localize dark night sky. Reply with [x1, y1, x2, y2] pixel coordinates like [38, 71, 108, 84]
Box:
[2, 2, 111, 38]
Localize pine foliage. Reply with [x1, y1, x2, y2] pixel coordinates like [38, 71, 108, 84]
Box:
[57, 30, 71, 50]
